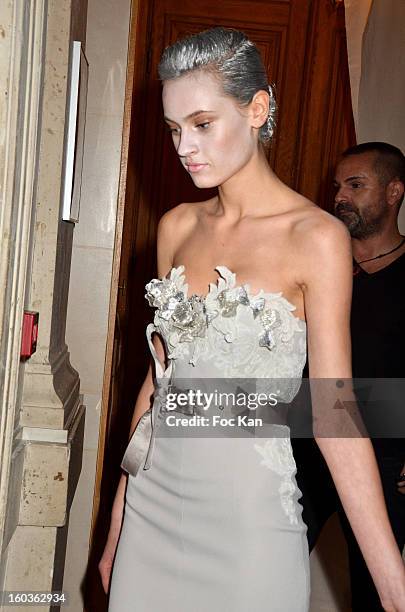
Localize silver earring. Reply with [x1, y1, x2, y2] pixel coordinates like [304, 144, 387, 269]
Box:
[266, 84, 277, 141]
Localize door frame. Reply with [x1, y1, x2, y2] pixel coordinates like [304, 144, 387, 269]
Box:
[89, 0, 354, 564]
[89, 0, 140, 543]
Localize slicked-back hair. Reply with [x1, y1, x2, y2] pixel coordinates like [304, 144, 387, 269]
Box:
[158, 27, 276, 143]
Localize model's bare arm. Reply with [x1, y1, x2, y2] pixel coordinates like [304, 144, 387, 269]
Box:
[300, 215, 405, 610]
[98, 209, 177, 593]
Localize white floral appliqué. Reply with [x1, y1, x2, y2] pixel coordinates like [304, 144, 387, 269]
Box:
[144, 265, 307, 380]
[254, 438, 299, 525]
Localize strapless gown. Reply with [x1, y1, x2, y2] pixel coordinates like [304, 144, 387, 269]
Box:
[108, 265, 310, 612]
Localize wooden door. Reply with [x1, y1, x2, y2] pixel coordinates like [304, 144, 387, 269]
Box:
[86, 2, 355, 609]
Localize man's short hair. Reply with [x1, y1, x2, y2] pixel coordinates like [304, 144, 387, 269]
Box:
[342, 142, 405, 200]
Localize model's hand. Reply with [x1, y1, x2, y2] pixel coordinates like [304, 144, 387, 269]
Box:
[396, 463, 405, 495]
[379, 566, 405, 611]
[380, 591, 405, 611]
[98, 518, 122, 594]
[98, 473, 127, 594]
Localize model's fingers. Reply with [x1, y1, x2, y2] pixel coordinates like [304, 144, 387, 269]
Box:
[98, 559, 112, 593]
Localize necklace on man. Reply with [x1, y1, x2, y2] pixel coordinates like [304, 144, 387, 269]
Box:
[354, 236, 405, 265]
[353, 236, 405, 276]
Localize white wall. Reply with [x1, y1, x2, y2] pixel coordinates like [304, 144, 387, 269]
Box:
[358, 0, 405, 231]
[344, 0, 373, 134]
[63, 0, 131, 609]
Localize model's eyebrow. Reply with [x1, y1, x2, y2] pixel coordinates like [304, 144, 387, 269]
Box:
[164, 110, 215, 123]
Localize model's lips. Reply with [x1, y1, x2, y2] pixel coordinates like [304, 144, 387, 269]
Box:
[185, 163, 207, 173]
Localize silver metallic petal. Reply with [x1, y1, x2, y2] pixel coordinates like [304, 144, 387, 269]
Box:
[159, 308, 175, 321]
[218, 290, 239, 317]
[251, 298, 266, 318]
[172, 302, 194, 326]
[259, 329, 276, 350]
[236, 286, 250, 305]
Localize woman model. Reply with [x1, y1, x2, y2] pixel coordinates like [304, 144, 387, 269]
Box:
[100, 27, 405, 611]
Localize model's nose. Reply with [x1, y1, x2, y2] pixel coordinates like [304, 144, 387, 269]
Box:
[176, 129, 198, 158]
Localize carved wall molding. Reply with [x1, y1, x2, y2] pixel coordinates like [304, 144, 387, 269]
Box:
[0, 0, 48, 558]
[0, 0, 87, 602]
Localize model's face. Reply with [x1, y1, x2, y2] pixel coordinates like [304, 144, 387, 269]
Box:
[162, 71, 258, 188]
[333, 152, 389, 239]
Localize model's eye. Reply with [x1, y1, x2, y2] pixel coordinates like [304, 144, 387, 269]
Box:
[166, 125, 180, 135]
[351, 182, 362, 189]
[196, 122, 210, 130]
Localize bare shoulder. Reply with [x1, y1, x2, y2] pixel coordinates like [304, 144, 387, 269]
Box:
[292, 204, 351, 258]
[160, 197, 216, 227]
[271, 185, 349, 247]
[156, 199, 213, 275]
[158, 202, 195, 234]
[287, 202, 352, 289]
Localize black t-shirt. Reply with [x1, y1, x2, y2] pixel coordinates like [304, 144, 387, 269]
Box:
[351, 252, 405, 377]
[351, 252, 405, 456]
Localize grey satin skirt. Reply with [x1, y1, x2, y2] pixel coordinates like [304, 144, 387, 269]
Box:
[108, 428, 310, 612]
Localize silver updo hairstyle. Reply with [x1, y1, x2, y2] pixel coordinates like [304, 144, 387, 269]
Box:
[158, 27, 277, 143]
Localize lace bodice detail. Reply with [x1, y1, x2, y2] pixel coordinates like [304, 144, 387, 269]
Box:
[145, 265, 306, 393]
[119, 265, 308, 526]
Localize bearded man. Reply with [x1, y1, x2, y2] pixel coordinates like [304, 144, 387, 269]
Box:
[293, 142, 405, 611]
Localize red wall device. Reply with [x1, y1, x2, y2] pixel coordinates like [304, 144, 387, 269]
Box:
[20, 311, 39, 359]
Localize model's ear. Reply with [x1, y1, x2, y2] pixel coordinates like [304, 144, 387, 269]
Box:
[249, 89, 269, 131]
[386, 179, 404, 207]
